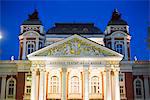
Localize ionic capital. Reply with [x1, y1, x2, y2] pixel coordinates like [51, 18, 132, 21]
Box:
[39, 67, 46, 72]
[30, 67, 38, 73]
[143, 75, 150, 78]
[113, 68, 120, 76]
[1, 75, 7, 78]
[62, 68, 67, 73]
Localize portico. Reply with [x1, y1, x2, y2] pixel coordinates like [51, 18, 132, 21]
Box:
[27, 34, 123, 100]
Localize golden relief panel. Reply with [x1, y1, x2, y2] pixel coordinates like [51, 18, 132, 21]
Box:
[36, 38, 115, 56]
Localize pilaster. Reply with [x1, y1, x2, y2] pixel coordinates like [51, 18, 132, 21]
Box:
[0, 75, 7, 100]
[144, 76, 150, 100]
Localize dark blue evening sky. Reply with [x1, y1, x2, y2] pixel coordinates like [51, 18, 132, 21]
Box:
[0, 0, 149, 60]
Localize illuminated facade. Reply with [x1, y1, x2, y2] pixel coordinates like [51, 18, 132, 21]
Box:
[0, 9, 150, 100]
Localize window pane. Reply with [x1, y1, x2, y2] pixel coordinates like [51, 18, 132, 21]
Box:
[91, 76, 99, 94]
[50, 76, 59, 93]
[71, 76, 79, 93]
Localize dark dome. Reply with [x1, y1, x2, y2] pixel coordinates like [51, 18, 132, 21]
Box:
[108, 19, 128, 25]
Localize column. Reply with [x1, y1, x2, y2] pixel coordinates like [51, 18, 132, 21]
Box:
[103, 71, 107, 100]
[61, 68, 67, 100]
[44, 71, 48, 100]
[114, 69, 120, 100]
[22, 38, 26, 59]
[39, 68, 46, 100]
[124, 38, 128, 60]
[31, 69, 37, 100]
[103, 69, 112, 100]
[0, 75, 7, 99]
[144, 76, 150, 100]
[36, 38, 39, 50]
[112, 38, 115, 50]
[83, 65, 89, 100]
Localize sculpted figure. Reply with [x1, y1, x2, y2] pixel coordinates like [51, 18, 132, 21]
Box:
[72, 42, 78, 54]
[66, 44, 71, 55]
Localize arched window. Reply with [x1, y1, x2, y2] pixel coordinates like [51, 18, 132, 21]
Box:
[27, 42, 35, 54]
[91, 76, 100, 94]
[134, 78, 144, 99]
[6, 77, 16, 99]
[71, 76, 79, 93]
[50, 76, 59, 93]
[115, 44, 123, 54]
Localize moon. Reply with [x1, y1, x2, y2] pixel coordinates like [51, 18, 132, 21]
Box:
[0, 31, 2, 39]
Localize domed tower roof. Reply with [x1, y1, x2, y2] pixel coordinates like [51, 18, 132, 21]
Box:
[22, 9, 42, 25]
[108, 9, 128, 25]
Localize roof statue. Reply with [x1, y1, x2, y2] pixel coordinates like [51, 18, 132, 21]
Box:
[11, 56, 14, 61]
[108, 9, 128, 25]
[22, 9, 42, 25]
[28, 9, 39, 20]
[111, 9, 121, 21]
[134, 56, 138, 61]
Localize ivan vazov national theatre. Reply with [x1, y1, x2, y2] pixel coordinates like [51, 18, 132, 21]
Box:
[0, 9, 150, 100]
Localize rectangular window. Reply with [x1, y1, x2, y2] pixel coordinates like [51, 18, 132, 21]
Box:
[26, 86, 31, 94]
[120, 86, 124, 94]
[119, 74, 124, 82]
[27, 75, 31, 82]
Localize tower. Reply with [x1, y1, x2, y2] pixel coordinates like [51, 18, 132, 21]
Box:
[104, 9, 131, 60]
[18, 9, 45, 60]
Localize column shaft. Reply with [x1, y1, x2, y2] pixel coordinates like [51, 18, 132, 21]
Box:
[36, 38, 39, 50]
[31, 71, 37, 100]
[103, 71, 107, 100]
[44, 72, 48, 100]
[61, 68, 67, 100]
[107, 70, 112, 100]
[22, 38, 26, 59]
[104, 70, 112, 100]
[39, 69, 46, 100]
[0, 75, 6, 99]
[112, 38, 115, 50]
[84, 66, 89, 100]
[124, 38, 128, 60]
[114, 70, 120, 100]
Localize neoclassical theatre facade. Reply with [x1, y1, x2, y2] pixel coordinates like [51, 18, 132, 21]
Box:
[0, 9, 150, 100]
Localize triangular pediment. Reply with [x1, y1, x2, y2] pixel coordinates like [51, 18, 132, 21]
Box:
[27, 34, 123, 58]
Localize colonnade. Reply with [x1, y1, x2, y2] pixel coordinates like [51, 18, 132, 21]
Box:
[30, 64, 120, 100]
